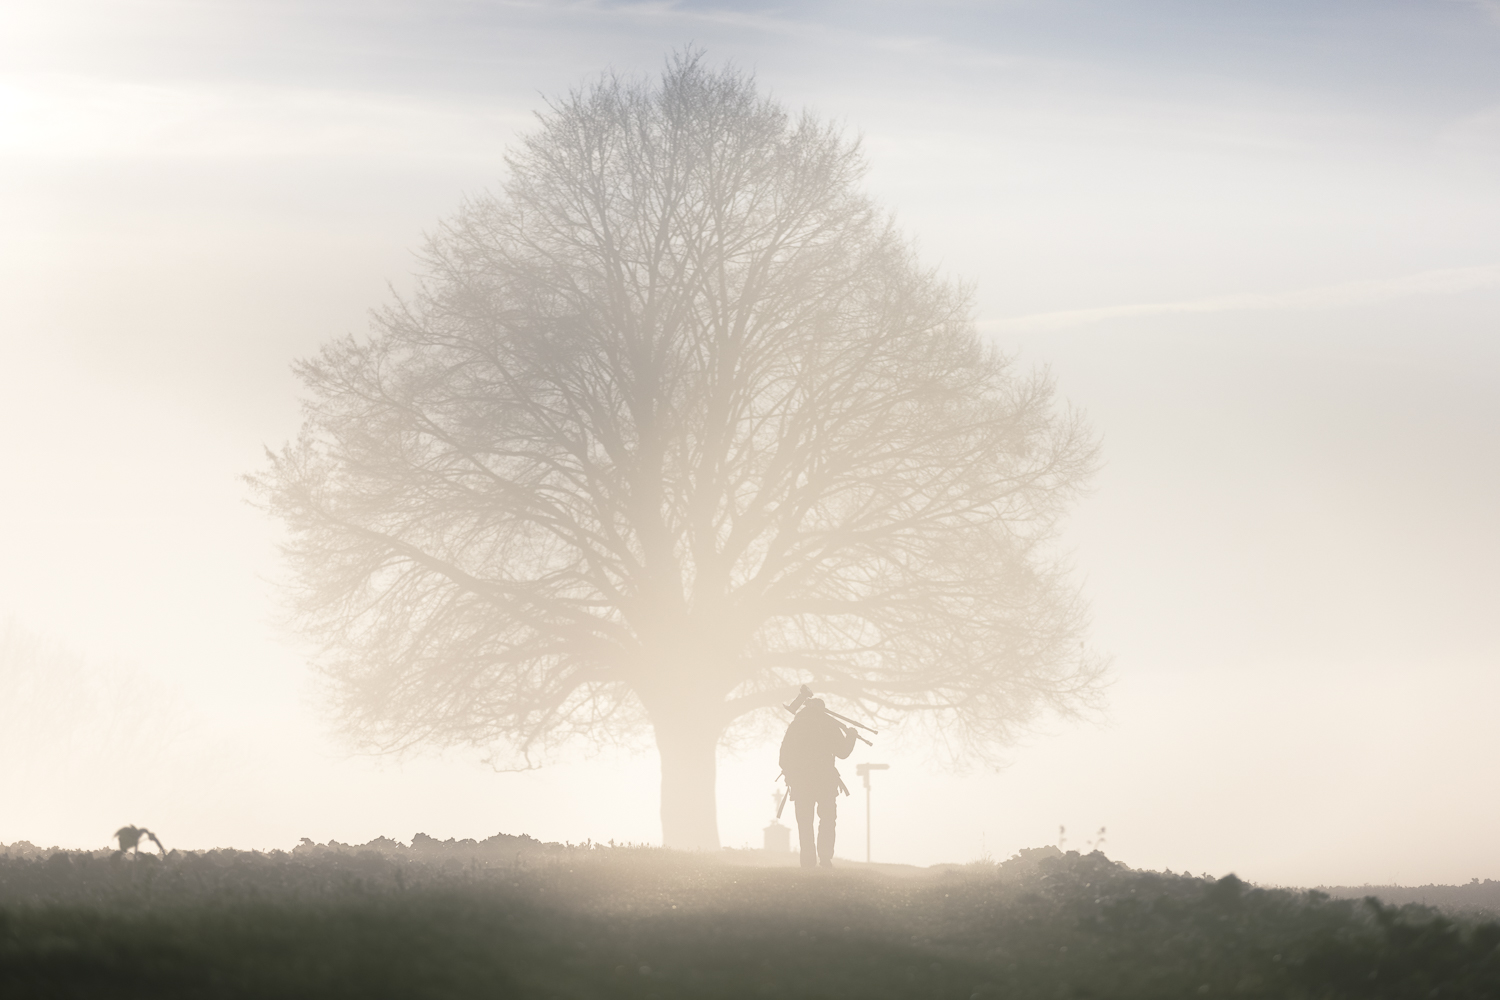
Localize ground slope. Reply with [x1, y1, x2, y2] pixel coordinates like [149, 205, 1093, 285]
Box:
[2, 839, 1497, 999]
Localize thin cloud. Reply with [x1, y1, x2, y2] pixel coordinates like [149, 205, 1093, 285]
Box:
[0, 74, 528, 161]
[988, 264, 1500, 333]
[1448, 0, 1500, 27]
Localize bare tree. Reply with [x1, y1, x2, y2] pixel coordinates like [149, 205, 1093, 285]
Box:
[253, 52, 1102, 850]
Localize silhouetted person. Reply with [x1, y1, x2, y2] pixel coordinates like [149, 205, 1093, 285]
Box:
[779, 698, 857, 868]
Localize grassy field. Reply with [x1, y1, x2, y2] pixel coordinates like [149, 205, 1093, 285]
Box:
[2, 836, 1498, 999]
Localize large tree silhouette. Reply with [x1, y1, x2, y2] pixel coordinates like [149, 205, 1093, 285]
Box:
[254, 53, 1102, 849]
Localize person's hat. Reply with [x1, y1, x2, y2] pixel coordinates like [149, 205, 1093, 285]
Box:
[805, 698, 826, 711]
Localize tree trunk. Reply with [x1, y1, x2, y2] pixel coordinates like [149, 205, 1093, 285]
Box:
[653, 715, 723, 850]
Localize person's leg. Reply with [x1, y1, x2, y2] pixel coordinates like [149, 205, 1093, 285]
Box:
[816, 795, 837, 867]
[794, 797, 816, 867]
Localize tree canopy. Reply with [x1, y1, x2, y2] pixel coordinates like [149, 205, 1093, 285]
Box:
[254, 52, 1102, 849]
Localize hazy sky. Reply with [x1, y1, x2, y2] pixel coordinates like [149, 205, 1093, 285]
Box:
[2, 0, 1497, 886]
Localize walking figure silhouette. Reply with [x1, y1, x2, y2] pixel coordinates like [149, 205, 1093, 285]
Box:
[778, 698, 857, 868]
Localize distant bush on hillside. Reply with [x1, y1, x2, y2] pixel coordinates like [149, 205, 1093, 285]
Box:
[1317, 881, 1500, 918]
[291, 831, 576, 864]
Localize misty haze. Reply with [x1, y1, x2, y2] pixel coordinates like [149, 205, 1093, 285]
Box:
[3, 3, 1498, 998]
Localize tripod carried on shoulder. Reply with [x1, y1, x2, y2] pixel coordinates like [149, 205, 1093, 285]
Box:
[784, 684, 878, 741]
[775, 685, 879, 816]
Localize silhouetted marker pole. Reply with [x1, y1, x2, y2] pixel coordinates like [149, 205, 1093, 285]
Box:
[856, 763, 889, 863]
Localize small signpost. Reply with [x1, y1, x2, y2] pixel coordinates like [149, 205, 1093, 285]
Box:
[855, 763, 889, 863]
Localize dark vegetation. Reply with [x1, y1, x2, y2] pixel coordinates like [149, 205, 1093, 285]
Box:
[3, 837, 1498, 999]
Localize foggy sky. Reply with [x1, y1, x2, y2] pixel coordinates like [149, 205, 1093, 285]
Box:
[2, 0, 1497, 886]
